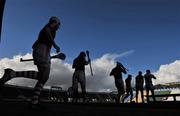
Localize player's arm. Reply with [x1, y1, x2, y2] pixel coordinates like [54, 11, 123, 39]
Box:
[153, 75, 157, 79]
[109, 69, 114, 76]
[72, 63, 75, 69]
[45, 27, 60, 53]
[142, 76, 144, 83]
[83, 57, 89, 65]
[122, 69, 127, 74]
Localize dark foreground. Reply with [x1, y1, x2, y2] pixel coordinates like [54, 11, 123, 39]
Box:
[0, 100, 180, 116]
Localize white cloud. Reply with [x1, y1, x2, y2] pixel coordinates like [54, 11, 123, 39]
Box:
[1, 51, 180, 92]
[154, 60, 180, 85]
[115, 50, 135, 58]
[0, 53, 38, 87]
[0, 50, 134, 92]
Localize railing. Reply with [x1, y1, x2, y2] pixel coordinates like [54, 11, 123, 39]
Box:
[147, 94, 180, 102]
[48, 86, 63, 101]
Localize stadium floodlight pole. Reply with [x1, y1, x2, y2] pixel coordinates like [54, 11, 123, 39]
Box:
[86, 50, 93, 76]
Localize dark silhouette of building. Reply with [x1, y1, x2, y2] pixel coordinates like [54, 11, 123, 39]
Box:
[0, 0, 6, 41]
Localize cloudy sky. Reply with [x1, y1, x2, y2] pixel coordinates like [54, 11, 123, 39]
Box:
[0, 0, 180, 92]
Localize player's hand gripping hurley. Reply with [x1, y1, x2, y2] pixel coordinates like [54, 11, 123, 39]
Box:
[86, 50, 93, 76]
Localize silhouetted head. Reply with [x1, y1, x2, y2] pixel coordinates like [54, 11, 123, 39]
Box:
[116, 62, 122, 67]
[79, 51, 86, 58]
[49, 16, 61, 31]
[128, 74, 132, 80]
[138, 71, 142, 75]
[146, 69, 150, 74]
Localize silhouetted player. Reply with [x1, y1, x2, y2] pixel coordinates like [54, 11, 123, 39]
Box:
[72, 51, 90, 102]
[31, 16, 61, 105]
[135, 71, 144, 103]
[110, 62, 127, 103]
[0, 16, 61, 106]
[144, 69, 156, 102]
[124, 74, 133, 103]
